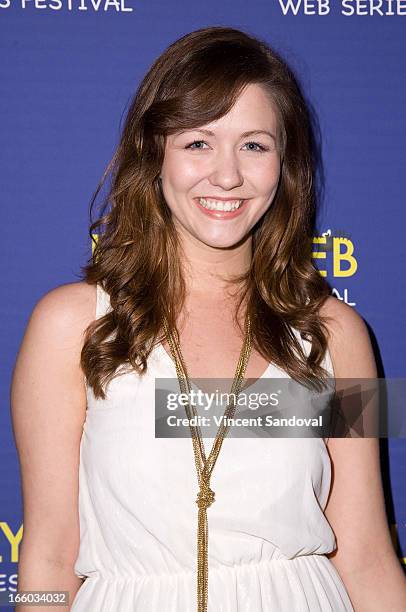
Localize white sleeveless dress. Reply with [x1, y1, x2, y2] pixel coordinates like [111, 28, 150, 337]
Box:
[71, 283, 354, 611]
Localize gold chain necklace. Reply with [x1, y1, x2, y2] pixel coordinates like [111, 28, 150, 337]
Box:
[162, 313, 252, 612]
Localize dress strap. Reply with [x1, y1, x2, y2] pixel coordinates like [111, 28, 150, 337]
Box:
[96, 282, 112, 319]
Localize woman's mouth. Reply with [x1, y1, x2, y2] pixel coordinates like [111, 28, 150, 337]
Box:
[194, 197, 248, 219]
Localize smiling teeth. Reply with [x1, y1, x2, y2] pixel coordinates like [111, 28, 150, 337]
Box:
[198, 198, 244, 211]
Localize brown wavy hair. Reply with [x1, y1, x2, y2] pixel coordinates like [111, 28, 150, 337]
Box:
[79, 26, 334, 400]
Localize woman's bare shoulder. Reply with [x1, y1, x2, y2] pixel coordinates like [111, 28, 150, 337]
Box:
[11, 281, 97, 424]
[28, 281, 97, 343]
[319, 295, 376, 378]
[319, 294, 365, 332]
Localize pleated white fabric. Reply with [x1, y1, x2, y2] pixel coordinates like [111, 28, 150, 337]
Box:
[71, 283, 354, 611]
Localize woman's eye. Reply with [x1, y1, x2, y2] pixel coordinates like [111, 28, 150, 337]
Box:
[243, 141, 269, 152]
[185, 140, 208, 150]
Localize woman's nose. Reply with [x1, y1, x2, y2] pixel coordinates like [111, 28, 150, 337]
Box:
[208, 152, 244, 190]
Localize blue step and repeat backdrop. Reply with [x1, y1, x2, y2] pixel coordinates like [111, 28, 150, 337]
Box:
[1, 0, 405, 598]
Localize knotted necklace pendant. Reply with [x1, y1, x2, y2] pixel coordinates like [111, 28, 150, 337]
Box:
[196, 482, 215, 510]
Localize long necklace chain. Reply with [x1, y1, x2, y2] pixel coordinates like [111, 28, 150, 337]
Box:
[162, 313, 252, 612]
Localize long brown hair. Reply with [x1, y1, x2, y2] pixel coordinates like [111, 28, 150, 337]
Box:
[79, 26, 334, 400]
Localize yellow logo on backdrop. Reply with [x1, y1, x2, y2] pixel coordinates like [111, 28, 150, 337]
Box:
[91, 233, 98, 255]
[313, 230, 357, 278]
[0, 522, 23, 563]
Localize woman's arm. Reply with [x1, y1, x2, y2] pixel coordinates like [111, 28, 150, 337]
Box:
[321, 296, 406, 611]
[10, 282, 95, 611]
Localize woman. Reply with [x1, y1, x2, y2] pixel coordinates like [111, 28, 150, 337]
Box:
[11, 26, 406, 612]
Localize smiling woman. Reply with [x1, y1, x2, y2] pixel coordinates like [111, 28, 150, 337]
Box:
[160, 84, 281, 244]
[11, 25, 406, 612]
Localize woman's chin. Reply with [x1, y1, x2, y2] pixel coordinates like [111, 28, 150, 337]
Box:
[193, 231, 250, 250]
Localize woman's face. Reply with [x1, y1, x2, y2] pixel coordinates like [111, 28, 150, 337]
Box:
[160, 83, 281, 249]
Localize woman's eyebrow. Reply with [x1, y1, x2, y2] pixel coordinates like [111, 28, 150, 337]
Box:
[176, 128, 276, 140]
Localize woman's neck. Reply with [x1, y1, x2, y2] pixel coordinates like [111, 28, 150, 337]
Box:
[178, 231, 253, 298]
